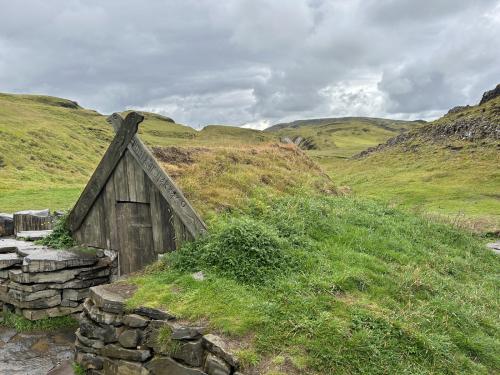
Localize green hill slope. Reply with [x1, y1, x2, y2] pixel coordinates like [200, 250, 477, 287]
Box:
[328, 89, 500, 233]
[266, 117, 423, 159]
[0, 93, 277, 212]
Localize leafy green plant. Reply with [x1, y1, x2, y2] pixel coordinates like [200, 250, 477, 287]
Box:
[72, 363, 86, 375]
[39, 213, 76, 248]
[171, 216, 295, 285]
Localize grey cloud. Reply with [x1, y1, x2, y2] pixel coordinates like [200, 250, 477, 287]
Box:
[0, 0, 498, 127]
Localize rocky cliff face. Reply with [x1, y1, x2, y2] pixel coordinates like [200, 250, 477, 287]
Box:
[356, 84, 500, 158]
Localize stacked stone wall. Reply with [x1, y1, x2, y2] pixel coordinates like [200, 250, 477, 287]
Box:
[76, 284, 242, 375]
[0, 244, 116, 320]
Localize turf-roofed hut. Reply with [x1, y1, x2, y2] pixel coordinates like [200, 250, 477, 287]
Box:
[67, 112, 206, 275]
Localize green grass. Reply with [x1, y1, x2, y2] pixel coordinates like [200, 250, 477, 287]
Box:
[128, 194, 500, 374]
[1, 311, 78, 332]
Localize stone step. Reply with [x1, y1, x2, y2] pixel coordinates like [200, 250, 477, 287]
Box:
[16, 230, 53, 241]
[22, 248, 98, 272]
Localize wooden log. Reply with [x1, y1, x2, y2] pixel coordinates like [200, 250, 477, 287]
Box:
[13, 209, 52, 234]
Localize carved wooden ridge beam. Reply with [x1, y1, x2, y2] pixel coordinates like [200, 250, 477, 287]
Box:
[68, 112, 144, 232]
[107, 113, 207, 238]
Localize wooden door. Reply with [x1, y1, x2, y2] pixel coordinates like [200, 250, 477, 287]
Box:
[116, 202, 156, 274]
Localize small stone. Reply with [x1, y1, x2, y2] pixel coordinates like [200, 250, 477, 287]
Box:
[0, 253, 22, 269]
[192, 271, 205, 281]
[61, 299, 79, 307]
[169, 322, 205, 340]
[75, 351, 104, 370]
[90, 284, 136, 314]
[11, 293, 61, 309]
[123, 313, 150, 328]
[63, 288, 89, 301]
[118, 329, 141, 348]
[84, 299, 123, 326]
[22, 304, 83, 320]
[146, 356, 207, 375]
[80, 315, 122, 343]
[101, 343, 151, 362]
[8, 288, 58, 302]
[103, 358, 149, 375]
[171, 339, 204, 367]
[203, 334, 238, 368]
[204, 354, 231, 375]
[134, 306, 174, 320]
[76, 328, 105, 349]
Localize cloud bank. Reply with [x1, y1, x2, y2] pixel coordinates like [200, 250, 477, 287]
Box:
[0, 0, 498, 128]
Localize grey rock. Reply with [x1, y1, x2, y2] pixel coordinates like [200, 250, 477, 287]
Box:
[202, 334, 238, 368]
[75, 351, 104, 370]
[479, 83, 500, 105]
[146, 357, 207, 375]
[61, 299, 79, 307]
[63, 288, 89, 301]
[8, 288, 58, 302]
[123, 313, 150, 328]
[22, 248, 97, 272]
[0, 237, 48, 256]
[103, 358, 150, 375]
[76, 328, 105, 349]
[0, 253, 22, 269]
[49, 276, 109, 289]
[134, 306, 174, 320]
[80, 315, 122, 343]
[101, 343, 151, 362]
[143, 320, 169, 353]
[11, 293, 61, 309]
[118, 329, 141, 348]
[169, 322, 205, 340]
[22, 304, 83, 320]
[204, 354, 231, 375]
[9, 268, 82, 284]
[7, 280, 47, 293]
[16, 230, 53, 240]
[171, 339, 204, 367]
[90, 284, 136, 314]
[75, 339, 101, 355]
[84, 299, 123, 326]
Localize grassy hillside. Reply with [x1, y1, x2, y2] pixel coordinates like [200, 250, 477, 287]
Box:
[0, 93, 276, 212]
[327, 95, 500, 233]
[129, 194, 500, 374]
[266, 117, 423, 159]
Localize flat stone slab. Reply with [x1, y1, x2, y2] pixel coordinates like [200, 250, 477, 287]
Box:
[90, 283, 137, 314]
[16, 230, 53, 240]
[23, 248, 98, 272]
[0, 253, 22, 269]
[0, 237, 49, 256]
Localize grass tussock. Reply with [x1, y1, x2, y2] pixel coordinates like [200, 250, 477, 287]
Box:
[128, 194, 500, 374]
[154, 144, 336, 218]
[1, 311, 78, 332]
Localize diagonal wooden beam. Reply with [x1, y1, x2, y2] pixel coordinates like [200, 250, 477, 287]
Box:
[68, 112, 144, 231]
[107, 114, 207, 238]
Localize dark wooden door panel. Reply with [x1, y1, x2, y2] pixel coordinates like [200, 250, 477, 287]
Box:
[116, 202, 156, 274]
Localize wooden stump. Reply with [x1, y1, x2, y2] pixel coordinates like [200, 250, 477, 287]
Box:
[0, 213, 14, 237]
[13, 209, 53, 234]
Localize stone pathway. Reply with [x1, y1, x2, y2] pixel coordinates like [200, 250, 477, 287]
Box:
[0, 326, 75, 375]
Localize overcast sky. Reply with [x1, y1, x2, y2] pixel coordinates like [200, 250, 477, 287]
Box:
[0, 0, 499, 129]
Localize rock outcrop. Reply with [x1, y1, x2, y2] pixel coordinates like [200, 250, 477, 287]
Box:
[479, 83, 500, 105]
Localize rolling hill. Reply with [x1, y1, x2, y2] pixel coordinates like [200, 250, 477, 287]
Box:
[328, 85, 500, 233]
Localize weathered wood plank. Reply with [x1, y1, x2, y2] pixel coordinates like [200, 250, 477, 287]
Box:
[102, 170, 118, 250]
[107, 114, 206, 238]
[125, 151, 138, 202]
[113, 154, 130, 201]
[68, 112, 144, 232]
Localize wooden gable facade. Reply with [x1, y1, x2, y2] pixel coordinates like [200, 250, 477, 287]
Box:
[68, 112, 206, 275]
